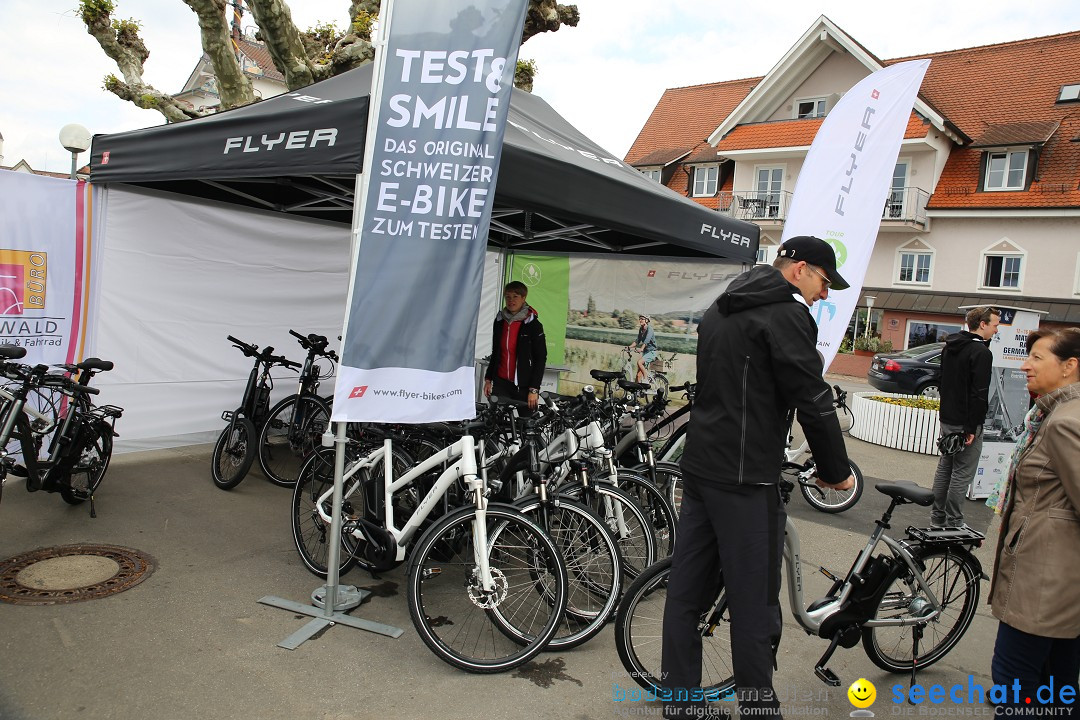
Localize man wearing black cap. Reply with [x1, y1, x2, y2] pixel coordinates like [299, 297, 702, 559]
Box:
[661, 235, 855, 720]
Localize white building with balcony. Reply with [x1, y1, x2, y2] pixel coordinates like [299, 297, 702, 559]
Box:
[627, 16, 1080, 351]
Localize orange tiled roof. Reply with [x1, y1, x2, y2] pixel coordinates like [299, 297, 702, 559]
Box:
[715, 113, 929, 152]
[630, 28, 1080, 211]
[624, 77, 759, 166]
[887, 30, 1080, 209]
[236, 38, 286, 83]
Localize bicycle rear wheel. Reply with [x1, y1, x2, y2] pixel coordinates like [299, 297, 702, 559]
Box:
[408, 504, 568, 673]
[799, 459, 864, 513]
[258, 395, 331, 487]
[862, 547, 980, 672]
[211, 417, 256, 490]
[290, 447, 364, 577]
[511, 496, 622, 649]
[60, 420, 113, 505]
[615, 557, 735, 699]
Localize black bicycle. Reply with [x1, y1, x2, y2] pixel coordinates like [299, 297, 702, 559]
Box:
[0, 345, 123, 517]
[212, 335, 300, 490]
[256, 330, 335, 487]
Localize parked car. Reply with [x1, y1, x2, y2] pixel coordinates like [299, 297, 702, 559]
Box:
[866, 342, 944, 397]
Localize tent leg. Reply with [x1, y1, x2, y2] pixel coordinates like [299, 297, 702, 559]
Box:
[258, 421, 403, 649]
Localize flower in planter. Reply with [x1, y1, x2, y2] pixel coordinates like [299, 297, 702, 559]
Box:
[867, 395, 940, 411]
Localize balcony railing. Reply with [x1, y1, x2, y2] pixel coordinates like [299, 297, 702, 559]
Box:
[717, 191, 794, 222]
[717, 186, 930, 228]
[881, 186, 930, 226]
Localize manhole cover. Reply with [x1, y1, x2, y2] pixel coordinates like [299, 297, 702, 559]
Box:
[0, 544, 156, 605]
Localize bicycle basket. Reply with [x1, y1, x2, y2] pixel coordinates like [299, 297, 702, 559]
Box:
[648, 358, 673, 372]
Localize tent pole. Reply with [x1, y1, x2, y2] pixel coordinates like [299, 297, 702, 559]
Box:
[257, 421, 403, 648]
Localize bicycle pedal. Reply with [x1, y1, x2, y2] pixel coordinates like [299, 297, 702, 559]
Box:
[814, 666, 841, 687]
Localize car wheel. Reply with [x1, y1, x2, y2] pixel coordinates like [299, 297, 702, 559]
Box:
[918, 383, 940, 399]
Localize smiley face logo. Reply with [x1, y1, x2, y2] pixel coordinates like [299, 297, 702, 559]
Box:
[848, 678, 876, 708]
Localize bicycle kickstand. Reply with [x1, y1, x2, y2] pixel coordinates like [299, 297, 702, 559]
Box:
[813, 634, 843, 687]
[908, 624, 924, 699]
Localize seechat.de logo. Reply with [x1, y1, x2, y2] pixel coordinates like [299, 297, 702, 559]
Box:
[349, 385, 368, 399]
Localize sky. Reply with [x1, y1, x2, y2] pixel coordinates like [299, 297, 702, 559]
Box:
[3, 0, 1080, 174]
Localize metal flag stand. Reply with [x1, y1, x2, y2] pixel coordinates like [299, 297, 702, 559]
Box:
[257, 422, 403, 649]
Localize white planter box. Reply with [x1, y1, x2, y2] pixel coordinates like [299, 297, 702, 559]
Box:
[850, 391, 940, 455]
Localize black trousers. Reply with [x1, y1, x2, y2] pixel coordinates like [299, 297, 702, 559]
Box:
[491, 376, 530, 404]
[662, 479, 785, 719]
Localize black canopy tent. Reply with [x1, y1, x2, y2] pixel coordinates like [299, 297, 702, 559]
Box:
[89, 63, 758, 261]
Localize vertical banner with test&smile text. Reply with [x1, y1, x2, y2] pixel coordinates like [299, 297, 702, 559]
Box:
[332, 0, 530, 422]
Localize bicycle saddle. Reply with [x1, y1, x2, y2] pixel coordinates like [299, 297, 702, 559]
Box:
[0, 345, 27, 360]
[875, 481, 933, 506]
[590, 369, 621, 382]
[618, 379, 650, 393]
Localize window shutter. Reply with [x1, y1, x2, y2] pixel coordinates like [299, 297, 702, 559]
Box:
[686, 166, 695, 195]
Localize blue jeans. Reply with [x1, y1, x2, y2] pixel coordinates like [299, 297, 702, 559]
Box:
[991, 621, 1080, 715]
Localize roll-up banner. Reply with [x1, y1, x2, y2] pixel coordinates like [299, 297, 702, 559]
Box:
[331, 0, 530, 422]
[781, 60, 930, 368]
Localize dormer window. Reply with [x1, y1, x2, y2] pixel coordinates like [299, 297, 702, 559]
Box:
[640, 168, 662, 182]
[983, 148, 1029, 191]
[796, 97, 827, 119]
[691, 165, 719, 197]
[1057, 84, 1080, 103]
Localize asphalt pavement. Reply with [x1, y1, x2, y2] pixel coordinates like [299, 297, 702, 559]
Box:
[0, 377, 1006, 720]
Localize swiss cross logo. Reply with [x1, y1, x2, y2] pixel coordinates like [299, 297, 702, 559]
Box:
[349, 385, 368, 399]
[647, 270, 656, 278]
[871, 89, 880, 100]
[102, 151, 110, 165]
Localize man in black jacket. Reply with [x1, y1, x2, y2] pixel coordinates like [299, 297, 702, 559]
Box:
[484, 281, 546, 410]
[930, 306, 999, 528]
[661, 236, 854, 720]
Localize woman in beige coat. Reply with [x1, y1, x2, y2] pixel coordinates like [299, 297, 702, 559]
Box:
[989, 327, 1080, 712]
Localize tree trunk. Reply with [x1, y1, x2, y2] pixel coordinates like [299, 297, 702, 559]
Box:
[183, 0, 255, 110]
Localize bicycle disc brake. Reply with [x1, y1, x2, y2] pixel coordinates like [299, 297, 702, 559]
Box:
[467, 567, 508, 609]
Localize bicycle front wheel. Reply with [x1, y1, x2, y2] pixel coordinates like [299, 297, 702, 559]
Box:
[258, 395, 331, 487]
[408, 504, 568, 673]
[618, 470, 678, 559]
[560, 481, 657, 578]
[615, 557, 735, 699]
[800, 459, 864, 513]
[862, 547, 980, 672]
[512, 496, 622, 650]
[60, 420, 114, 505]
[211, 417, 256, 490]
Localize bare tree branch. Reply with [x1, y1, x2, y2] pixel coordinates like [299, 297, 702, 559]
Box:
[80, 0, 581, 121]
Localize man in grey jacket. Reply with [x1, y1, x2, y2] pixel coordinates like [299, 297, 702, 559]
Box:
[930, 306, 1000, 528]
[661, 236, 854, 719]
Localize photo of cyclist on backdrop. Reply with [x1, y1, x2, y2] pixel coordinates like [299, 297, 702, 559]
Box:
[628, 314, 658, 384]
[484, 281, 547, 411]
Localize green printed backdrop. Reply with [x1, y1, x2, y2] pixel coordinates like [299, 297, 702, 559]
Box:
[506, 253, 746, 394]
[509, 254, 569, 365]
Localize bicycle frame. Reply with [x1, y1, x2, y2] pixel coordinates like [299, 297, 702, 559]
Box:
[314, 435, 498, 591]
[782, 516, 943, 634]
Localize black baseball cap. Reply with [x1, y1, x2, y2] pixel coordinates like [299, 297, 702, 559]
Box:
[776, 236, 850, 291]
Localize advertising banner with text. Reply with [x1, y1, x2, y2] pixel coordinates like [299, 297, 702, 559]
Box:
[0, 172, 95, 366]
[781, 60, 930, 368]
[332, 0, 529, 422]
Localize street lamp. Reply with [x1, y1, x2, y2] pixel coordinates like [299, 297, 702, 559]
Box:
[864, 295, 876, 343]
[59, 123, 91, 180]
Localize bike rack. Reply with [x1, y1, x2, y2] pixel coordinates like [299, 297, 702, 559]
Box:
[257, 422, 403, 649]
